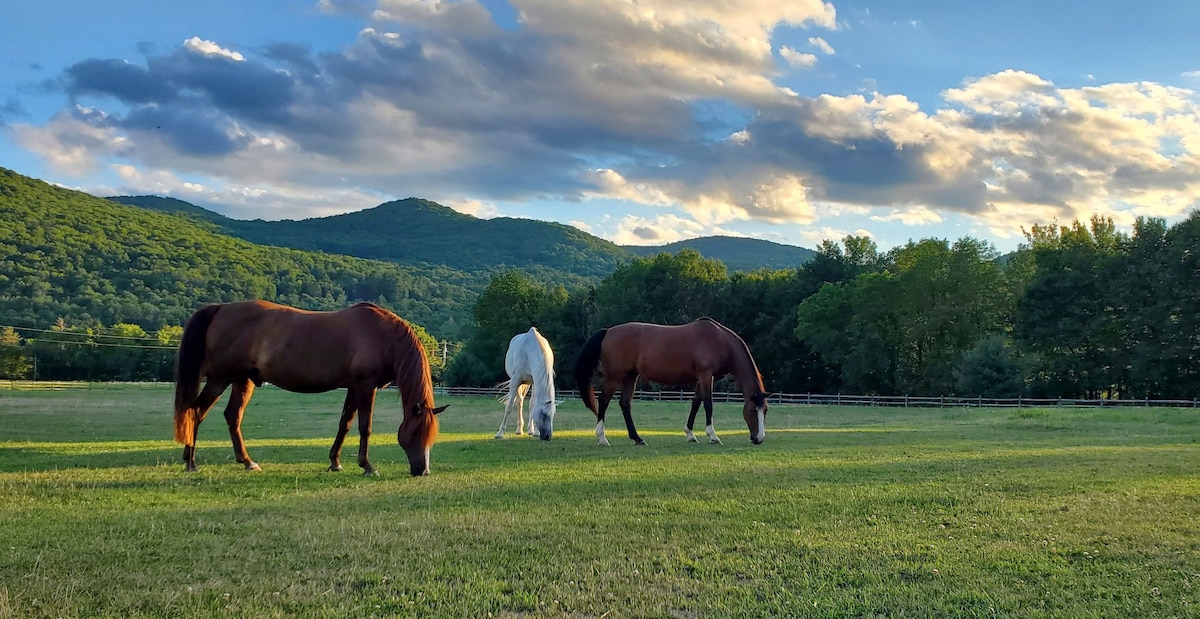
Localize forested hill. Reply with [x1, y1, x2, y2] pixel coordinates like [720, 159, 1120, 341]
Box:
[111, 195, 817, 276]
[626, 236, 816, 271]
[112, 195, 632, 284]
[0, 168, 474, 337]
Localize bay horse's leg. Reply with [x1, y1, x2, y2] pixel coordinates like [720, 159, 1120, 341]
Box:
[182, 379, 231, 472]
[354, 387, 378, 476]
[618, 375, 645, 446]
[698, 374, 720, 444]
[595, 378, 619, 447]
[329, 390, 357, 471]
[685, 388, 703, 442]
[223, 378, 261, 471]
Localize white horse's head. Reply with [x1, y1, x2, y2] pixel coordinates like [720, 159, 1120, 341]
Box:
[531, 399, 561, 440]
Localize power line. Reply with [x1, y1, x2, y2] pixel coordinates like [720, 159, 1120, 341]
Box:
[2, 324, 178, 343]
[18, 338, 176, 351]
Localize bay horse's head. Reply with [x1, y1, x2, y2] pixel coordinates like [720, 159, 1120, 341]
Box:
[743, 391, 772, 445]
[397, 401, 447, 476]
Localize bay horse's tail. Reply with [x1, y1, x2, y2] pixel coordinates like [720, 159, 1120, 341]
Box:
[573, 329, 607, 416]
[174, 304, 220, 445]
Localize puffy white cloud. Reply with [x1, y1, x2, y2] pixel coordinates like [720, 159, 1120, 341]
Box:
[611, 213, 707, 245]
[870, 205, 943, 225]
[14, 1, 1200, 241]
[183, 37, 245, 61]
[780, 47, 817, 68]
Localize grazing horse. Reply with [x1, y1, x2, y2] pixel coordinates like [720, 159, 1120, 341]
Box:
[173, 300, 447, 476]
[495, 327, 558, 440]
[574, 317, 771, 446]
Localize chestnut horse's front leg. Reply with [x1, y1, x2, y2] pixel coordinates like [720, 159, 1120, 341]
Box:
[355, 387, 379, 476]
[329, 390, 357, 472]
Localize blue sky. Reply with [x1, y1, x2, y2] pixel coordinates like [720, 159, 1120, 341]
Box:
[3, 1, 1199, 253]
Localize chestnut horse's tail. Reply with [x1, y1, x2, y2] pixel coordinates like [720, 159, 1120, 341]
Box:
[173, 304, 220, 445]
[573, 328, 607, 416]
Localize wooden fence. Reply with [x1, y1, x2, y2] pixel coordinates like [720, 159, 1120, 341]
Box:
[437, 386, 1200, 409]
[3, 381, 1195, 408]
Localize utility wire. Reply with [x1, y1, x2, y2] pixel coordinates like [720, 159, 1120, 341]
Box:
[2, 324, 177, 343]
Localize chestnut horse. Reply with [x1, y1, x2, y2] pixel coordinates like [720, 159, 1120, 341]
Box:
[173, 300, 447, 476]
[573, 317, 772, 446]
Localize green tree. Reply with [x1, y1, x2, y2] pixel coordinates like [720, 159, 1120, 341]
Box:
[0, 326, 30, 379]
[593, 249, 728, 327]
[1014, 216, 1125, 397]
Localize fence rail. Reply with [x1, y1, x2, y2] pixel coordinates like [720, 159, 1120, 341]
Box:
[438, 386, 1200, 409]
[4, 381, 1195, 408]
[2, 380, 172, 391]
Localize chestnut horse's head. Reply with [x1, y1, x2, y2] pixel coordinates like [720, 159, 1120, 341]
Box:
[397, 401, 446, 476]
[743, 391, 772, 445]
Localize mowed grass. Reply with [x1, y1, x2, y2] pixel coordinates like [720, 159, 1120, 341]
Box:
[1, 386, 1198, 618]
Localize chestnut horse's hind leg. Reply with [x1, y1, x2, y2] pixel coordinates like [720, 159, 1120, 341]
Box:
[182, 379, 231, 472]
[223, 378, 261, 471]
[329, 390, 357, 472]
[618, 374, 646, 446]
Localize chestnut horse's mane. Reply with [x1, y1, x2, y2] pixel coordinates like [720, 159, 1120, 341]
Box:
[353, 302, 435, 411]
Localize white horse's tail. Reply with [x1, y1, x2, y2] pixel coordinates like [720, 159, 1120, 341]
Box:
[493, 380, 511, 402]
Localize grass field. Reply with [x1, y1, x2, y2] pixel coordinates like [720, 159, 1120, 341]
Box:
[1, 384, 1198, 618]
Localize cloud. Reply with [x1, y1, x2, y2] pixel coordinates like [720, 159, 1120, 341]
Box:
[443, 197, 500, 218]
[611, 213, 707, 245]
[870, 205, 943, 225]
[182, 37, 245, 62]
[808, 36, 835, 55]
[11, 2, 1200, 240]
[779, 47, 818, 68]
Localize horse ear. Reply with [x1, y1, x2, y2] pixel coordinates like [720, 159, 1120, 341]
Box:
[432, 405, 449, 415]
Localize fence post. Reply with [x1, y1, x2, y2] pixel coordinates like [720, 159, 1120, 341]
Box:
[1018, 395, 1023, 408]
[837, 393, 842, 406]
[939, 395, 944, 408]
[904, 394, 908, 408]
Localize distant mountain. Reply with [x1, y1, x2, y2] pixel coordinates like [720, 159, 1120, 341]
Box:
[624, 236, 815, 271]
[112, 196, 631, 288]
[1, 169, 474, 337]
[112, 196, 816, 276]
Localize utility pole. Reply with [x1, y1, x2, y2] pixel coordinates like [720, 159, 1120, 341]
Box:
[441, 341, 448, 364]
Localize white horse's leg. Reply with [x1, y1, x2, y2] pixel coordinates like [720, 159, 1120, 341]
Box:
[515, 383, 529, 436]
[495, 382, 516, 439]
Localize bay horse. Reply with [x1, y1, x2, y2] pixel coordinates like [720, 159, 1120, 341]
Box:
[495, 327, 558, 440]
[173, 300, 447, 476]
[573, 317, 772, 446]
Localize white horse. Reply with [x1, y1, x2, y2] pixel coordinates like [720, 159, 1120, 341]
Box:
[495, 327, 558, 440]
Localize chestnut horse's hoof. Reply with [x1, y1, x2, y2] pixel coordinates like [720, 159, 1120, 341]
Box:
[185, 466, 198, 473]
[328, 464, 344, 472]
[362, 469, 377, 477]
[244, 461, 262, 471]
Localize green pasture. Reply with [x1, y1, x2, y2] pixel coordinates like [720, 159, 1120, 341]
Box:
[1, 385, 1198, 618]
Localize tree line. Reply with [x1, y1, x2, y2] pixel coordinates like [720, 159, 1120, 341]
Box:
[446, 212, 1200, 400]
